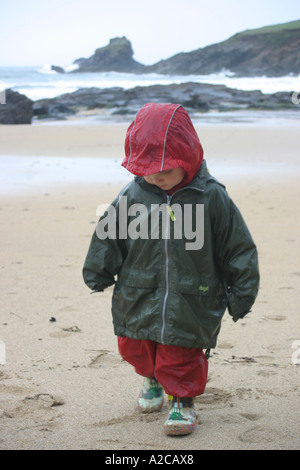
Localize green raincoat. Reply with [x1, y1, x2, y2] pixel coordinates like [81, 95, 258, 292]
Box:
[83, 103, 259, 349]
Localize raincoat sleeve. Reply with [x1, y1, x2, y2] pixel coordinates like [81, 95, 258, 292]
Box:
[211, 185, 260, 322]
[82, 198, 127, 292]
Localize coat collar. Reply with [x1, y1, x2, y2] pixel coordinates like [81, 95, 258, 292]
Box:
[134, 160, 223, 196]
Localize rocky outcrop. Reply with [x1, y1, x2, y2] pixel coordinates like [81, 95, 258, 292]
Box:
[72, 37, 146, 73]
[149, 20, 300, 77]
[61, 20, 299, 77]
[0, 89, 33, 124]
[51, 65, 65, 74]
[33, 82, 296, 120]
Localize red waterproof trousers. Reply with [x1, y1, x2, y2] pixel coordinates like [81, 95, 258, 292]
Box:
[118, 337, 208, 398]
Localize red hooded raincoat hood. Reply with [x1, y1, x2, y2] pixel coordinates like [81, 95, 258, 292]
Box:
[122, 103, 203, 192]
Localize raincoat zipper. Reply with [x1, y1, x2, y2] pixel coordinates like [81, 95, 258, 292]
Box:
[160, 187, 204, 344]
[161, 193, 171, 343]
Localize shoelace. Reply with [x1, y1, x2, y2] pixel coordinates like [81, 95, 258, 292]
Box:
[168, 396, 195, 420]
[169, 397, 185, 421]
[143, 378, 162, 399]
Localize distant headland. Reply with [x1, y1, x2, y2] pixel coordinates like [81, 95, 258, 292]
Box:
[52, 20, 300, 77]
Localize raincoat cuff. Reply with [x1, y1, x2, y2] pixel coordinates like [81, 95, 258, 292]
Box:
[228, 294, 253, 322]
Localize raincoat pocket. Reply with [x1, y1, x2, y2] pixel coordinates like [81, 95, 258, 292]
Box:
[176, 275, 225, 297]
[112, 268, 162, 337]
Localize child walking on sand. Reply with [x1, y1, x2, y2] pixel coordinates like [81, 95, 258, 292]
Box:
[83, 103, 259, 436]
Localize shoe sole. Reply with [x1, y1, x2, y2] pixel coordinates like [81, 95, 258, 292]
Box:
[164, 423, 195, 436]
[137, 398, 164, 413]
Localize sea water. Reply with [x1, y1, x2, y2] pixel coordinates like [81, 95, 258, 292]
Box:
[0, 67, 299, 194]
[0, 65, 299, 101]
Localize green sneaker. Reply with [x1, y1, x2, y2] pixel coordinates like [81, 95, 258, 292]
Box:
[164, 396, 196, 436]
[137, 377, 164, 413]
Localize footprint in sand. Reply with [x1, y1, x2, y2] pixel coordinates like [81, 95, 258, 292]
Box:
[195, 386, 233, 406]
[23, 393, 65, 409]
[3, 393, 64, 426]
[239, 413, 260, 422]
[267, 343, 284, 351]
[239, 424, 285, 445]
[89, 350, 121, 369]
[257, 370, 278, 377]
[217, 341, 234, 349]
[265, 315, 286, 321]
[0, 380, 64, 432]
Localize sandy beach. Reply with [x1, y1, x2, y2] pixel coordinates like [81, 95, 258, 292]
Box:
[0, 119, 299, 450]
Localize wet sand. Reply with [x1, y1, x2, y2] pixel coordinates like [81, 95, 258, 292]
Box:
[0, 121, 299, 450]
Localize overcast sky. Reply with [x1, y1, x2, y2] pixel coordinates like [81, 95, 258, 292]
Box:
[1, 0, 300, 66]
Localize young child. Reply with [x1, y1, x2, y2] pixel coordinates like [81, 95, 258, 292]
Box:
[83, 103, 259, 436]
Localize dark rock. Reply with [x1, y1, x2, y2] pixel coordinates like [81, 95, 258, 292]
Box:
[149, 20, 300, 77]
[32, 82, 298, 121]
[33, 100, 76, 120]
[33, 86, 126, 119]
[0, 89, 33, 124]
[73, 37, 146, 73]
[51, 65, 65, 73]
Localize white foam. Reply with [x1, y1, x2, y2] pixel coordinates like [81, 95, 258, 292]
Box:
[17, 86, 79, 101]
[2, 66, 299, 101]
[38, 64, 58, 75]
[64, 64, 79, 73]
